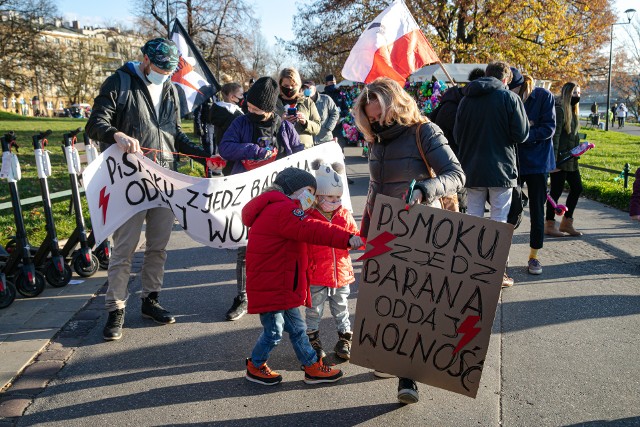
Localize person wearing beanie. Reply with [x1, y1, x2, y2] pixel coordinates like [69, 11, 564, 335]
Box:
[508, 68, 557, 276]
[275, 67, 321, 149]
[86, 37, 216, 341]
[218, 76, 305, 321]
[241, 167, 363, 386]
[305, 159, 359, 361]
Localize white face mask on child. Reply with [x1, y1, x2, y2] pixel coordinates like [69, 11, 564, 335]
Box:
[319, 198, 342, 212]
[291, 188, 315, 211]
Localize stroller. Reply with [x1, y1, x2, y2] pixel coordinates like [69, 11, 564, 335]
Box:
[586, 113, 602, 130]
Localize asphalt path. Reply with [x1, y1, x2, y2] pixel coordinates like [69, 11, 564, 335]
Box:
[16, 145, 640, 426]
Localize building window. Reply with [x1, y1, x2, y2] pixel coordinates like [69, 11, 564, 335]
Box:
[11, 98, 16, 108]
[47, 101, 53, 110]
[2, 98, 7, 109]
[59, 100, 64, 109]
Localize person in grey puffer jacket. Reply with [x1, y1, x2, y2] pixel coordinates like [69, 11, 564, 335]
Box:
[352, 77, 465, 405]
[302, 80, 340, 144]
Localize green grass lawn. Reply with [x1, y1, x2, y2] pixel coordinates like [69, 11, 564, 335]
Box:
[0, 112, 637, 245]
[579, 127, 638, 211]
[0, 111, 199, 246]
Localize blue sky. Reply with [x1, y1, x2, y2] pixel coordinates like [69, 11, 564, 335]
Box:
[57, 0, 638, 47]
[57, 0, 298, 44]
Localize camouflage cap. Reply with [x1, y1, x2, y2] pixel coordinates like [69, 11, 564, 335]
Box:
[140, 38, 179, 71]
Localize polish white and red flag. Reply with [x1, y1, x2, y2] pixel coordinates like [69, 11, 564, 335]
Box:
[170, 19, 220, 117]
[341, 0, 440, 85]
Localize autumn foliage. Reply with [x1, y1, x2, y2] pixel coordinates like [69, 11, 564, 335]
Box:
[292, 0, 616, 85]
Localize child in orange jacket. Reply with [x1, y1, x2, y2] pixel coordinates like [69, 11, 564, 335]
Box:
[241, 167, 363, 386]
[306, 159, 359, 360]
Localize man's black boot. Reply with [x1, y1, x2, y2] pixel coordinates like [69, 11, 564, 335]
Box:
[103, 308, 125, 341]
[141, 292, 175, 324]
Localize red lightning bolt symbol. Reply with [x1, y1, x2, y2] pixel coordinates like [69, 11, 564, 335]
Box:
[356, 231, 396, 261]
[453, 315, 481, 354]
[171, 56, 203, 94]
[99, 186, 110, 225]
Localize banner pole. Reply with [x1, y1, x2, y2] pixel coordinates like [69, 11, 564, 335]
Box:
[166, 0, 171, 38]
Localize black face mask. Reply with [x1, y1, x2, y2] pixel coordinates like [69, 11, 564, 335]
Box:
[570, 96, 580, 105]
[248, 112, 268, 123]
[371, 121, 394, 134]
[281, 87, 297, 98]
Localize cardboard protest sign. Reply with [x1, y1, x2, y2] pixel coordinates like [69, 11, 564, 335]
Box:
[350, 194, 513, 398]
[81, 143, 351, 249]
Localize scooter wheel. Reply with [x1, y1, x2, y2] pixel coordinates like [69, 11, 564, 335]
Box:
[44, 261, 73, 288]
[73, 254, 99, 278]
[0, 279, 16, 309]
[96, 251, 109, 270]
[15, 270, 46, 298]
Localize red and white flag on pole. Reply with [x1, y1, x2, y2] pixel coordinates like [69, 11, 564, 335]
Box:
[170, 19, 220, 117]
[341, 0, 440, 85]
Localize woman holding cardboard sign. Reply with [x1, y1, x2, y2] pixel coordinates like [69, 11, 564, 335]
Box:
[352, 77, 465, 404]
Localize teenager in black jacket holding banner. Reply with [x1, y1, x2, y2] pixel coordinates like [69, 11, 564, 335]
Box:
[86, 38, 213, 341]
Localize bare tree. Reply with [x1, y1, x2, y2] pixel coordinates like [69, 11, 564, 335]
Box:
[133, 0, 258, 83]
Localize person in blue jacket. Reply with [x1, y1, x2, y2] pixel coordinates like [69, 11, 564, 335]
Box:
[218, 76, 304, 321]
[508, 68, 556, 276]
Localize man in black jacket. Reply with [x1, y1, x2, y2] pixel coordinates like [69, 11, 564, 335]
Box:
[86, 38, 212, 341]
[454, 61, 529, 287]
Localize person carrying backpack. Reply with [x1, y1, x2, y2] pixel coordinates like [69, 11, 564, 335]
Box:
[86, 38, 216, 341]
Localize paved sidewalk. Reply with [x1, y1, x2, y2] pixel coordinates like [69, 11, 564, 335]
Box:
[1, 146, 639, 426]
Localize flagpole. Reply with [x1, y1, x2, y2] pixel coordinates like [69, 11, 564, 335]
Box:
[399, 0, 457, 86]
[166, 0, 171, 38]
[436, 61, 457, 86]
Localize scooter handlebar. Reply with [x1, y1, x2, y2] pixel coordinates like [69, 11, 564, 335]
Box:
[32, 130, 52, 149]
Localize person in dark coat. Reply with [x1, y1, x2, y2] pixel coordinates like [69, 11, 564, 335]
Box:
[545, 81, 584, 237]
[218, 76, 305, 321]
[86, 38, 214, 341]
[509, 69, 556, 275]
[207, 82, 244, 175]
[352, 76, 465, 405]
[454, 60, 530, 287]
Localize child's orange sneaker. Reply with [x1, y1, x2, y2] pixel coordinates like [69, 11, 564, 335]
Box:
[303, 359, 344, 384]
[245, 358, 282, 386]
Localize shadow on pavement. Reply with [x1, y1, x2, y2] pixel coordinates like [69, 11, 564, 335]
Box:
[501, 294, 640, 333]
[20, 372, 384, 424]
[155, 403, 401, 426]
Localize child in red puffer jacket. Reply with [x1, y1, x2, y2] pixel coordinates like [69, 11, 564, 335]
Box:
[241, 167, 363, 387]
[306, 159, 359, 361]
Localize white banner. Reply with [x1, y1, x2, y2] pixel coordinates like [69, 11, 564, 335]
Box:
[82, 143, 352, 249]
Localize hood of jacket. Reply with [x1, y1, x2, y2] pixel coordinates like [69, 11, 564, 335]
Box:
[463, 77, 507, 98]
[242, 190, 291, 227]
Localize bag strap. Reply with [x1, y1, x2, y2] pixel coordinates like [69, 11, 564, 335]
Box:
[116, 70, 130, 108]
[415, 123, 435, 179]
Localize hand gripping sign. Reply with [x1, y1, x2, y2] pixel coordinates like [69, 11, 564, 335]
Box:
[350, 194, 514, 398]
[82, 143, 351, 249]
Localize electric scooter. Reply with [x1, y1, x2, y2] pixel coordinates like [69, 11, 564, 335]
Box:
[0, 245, 16, 308]
[83, 132, 110, 270]
[59, 128, 99, 277]
[31, 130, 73, 287]
[0, 132, 46, 297]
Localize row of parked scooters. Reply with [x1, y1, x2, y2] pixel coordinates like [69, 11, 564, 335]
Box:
[0, 128, 111, 309]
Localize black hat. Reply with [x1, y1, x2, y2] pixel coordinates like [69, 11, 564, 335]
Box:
[246, 76, 279, 112]
[274, 167, 317, 195]
[325, 74, 336, 83]
[140, 38, 179, 71]
[508, 67, 524, 90]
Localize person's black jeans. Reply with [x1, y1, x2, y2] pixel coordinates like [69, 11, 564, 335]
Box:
[236, 246, 246, 296]
[520, 173, 546, 249]
[546, 169, 583, 220]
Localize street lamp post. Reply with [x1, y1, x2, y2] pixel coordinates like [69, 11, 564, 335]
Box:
[605, 8, 636, 131]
